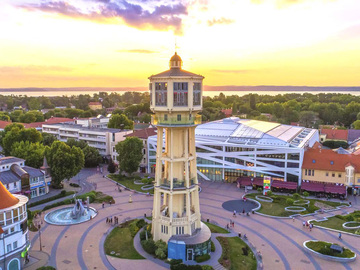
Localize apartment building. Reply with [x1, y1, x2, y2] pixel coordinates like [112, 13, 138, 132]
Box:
[42, 123, 130, 157]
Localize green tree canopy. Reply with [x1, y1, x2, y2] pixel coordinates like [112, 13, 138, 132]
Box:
[353, 120, 360, 130]
[10, 141, 45, 168]
[108, 114, 134, 130]
[115, 137, 143, 175]
[83, 146, 102, 167]
[1, 124, 42, 155]
[45, 141, 84, 188]
[0, 112, 10, 121]
[42, 132, 58, 146]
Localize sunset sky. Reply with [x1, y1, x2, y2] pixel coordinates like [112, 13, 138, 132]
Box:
[1, 0, 360, 88]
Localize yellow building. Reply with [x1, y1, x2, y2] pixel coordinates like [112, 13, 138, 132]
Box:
[150, 53, 211, 262]
[301, 143, 360, 195]
[88, 102, 102, 110]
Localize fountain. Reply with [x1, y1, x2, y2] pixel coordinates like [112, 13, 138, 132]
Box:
[44, 197, 97, 225]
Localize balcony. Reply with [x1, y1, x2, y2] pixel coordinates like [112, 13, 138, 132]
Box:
[151, 114, 201, 127]
[159, 178, 196, 190]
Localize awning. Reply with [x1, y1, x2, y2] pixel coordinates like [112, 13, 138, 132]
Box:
[272, 180, 297, 190]
[237, 177, 252, 186]
[252, 178, 263, 186]
[301, 181, 325, 192]
[324, 184, 346, 195]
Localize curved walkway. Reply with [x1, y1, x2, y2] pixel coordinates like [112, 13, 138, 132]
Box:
[26, 177, 360, 270]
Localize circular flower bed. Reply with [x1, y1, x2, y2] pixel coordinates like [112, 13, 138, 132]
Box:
[284, 206, 306, 212]
[342, 221, 360, 230]
[303, 240, 356, 262]
[293, 200, 310, 206]
[134, 180, 144, 185]
[255, 195, 273, 202]
[141, 185, 154, 191]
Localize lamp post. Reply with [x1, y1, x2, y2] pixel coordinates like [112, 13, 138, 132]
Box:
[38, 224, 42, 251]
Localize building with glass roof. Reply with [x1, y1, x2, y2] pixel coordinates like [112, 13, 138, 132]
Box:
[148, 117, 319, 185]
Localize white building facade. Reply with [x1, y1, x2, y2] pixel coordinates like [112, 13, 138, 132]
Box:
[148, 118, 319, 185]
[42, 123, 129, 157]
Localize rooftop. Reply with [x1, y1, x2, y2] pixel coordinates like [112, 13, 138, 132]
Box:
[0, 156, 24, 166]
[321, 129, 348, 141]
[0, 181, 19, 210]
[125, 127, 157, 139]
[194, 118, 317, 148]
[43, 122, 125, 133]
[303, 146, 360, 172]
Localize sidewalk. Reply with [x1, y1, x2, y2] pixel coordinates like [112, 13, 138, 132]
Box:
[23, 251, 50, 270]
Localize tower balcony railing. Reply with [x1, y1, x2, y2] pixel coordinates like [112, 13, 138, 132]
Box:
[151, 114, 202, 126]
[159, 178, 196, 189]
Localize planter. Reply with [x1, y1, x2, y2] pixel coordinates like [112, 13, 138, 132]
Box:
[255, 195, 273, 203]
[294, 200, 310, 206]
[342, 221, 360, 230]
[141, 185, 154, 191]
[303, 240, 356, 262]
[284, 206, 306, 212]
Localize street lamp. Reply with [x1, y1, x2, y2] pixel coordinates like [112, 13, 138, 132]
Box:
[37, 224, 42, 251]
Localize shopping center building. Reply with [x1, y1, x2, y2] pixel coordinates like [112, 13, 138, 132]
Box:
[148, 117, 319, 185]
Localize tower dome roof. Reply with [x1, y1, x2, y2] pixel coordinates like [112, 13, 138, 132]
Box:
[170, 52, 182, 62]
[0, 181, 19, 210]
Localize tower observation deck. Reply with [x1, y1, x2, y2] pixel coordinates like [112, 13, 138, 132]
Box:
[149, 53, 211, 262]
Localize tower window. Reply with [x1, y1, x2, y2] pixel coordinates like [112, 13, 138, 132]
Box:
[155, 82, 167, 106]
[173, 82, 188, 106]
[164, 114, 168, 121]
[193, 83, 201, 106]
[177, 115, 181, 121]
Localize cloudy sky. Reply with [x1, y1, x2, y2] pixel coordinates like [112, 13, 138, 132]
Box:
[1, 0, 360, 88]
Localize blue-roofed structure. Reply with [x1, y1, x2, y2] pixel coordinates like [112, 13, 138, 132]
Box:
[148, 118, 319, 185]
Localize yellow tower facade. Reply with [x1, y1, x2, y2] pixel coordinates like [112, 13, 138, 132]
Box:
[149, 54, 209, 261]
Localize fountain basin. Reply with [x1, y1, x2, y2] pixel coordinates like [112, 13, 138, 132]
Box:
[44, 206, 98, 225]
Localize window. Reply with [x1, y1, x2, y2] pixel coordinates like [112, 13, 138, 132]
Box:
[7, 244, 12, 253]
[305, 169, 307, 176]
[193, 82, 201, 106]
[14, 182, 17, 188]
[164, 114, 168, 121]
[312, 170, 314, 176]
[177, 115, 181, 121]
[13, 241, 17, 249]
[338, 174, 342, 178]
[173, 82, 188, 106]
[326, 172, 329, 177]
[332, 173, 335, 177]
[10, 227, 15, 233]
[189, 114, 192, 120]
[155, 82, 167, 106]
[149, 83, 153, 105]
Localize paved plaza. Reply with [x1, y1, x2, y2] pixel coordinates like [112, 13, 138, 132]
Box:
[26, 169, 360, 270]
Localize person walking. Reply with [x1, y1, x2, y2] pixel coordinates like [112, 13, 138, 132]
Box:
[292, 217, 295, 222]
[102, 203, 105, 209]
[303, 221, 306, 227]
[309, 223, 313, 231]
[233, 210, 236, 217]
[339, 232, 342, 239]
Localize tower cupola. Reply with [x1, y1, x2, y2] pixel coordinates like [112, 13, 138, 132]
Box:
[169, 52, 182, 69]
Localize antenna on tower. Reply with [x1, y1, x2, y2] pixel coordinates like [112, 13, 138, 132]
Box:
[175, 37, 179, 53]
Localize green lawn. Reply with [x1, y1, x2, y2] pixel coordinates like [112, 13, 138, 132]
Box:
[204, 222, 230, 234]
[217, 237, 257, 270]
[246, 193, 346, 217]
[104, 220, 145, 259]
[311, 211, 360, 235]
[306, 241, 355, 258]
[108, 174, 154, 194]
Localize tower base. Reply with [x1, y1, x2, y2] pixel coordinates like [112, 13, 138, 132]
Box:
[168, 222, 211, 262]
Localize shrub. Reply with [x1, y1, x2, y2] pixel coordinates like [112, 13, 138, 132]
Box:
[171, 264, 202, 270]
[141, 239, 157, 255]
[242, 246, 249, 256]
[257, 188, 262, 192]
[170, 259, 183, 266]
[292, 193, 301, 200]
[302, 191, 309, 197]
[136, 219, 146, 229]
[60, 190, 66, 195]
[69, 183, 80, 188]
[195, 254, 210, 263]
[211, 241, 215, 252]
[140, 230, 152, 241]
[345, 215, 355, 222]
[155, 248, 167, 259]
[201, 266, 214, 270]
[142, 178, 149, 184]
[286, 198, 294, 206]
[266, 191, 273, 196]
[37, 267, 56, 270]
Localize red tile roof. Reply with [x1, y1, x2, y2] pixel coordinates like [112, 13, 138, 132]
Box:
[0, 120, 12, 129]
[321, 129, 348, 140]
[0, 181, 19, 210]
[88, 102, 102, 106]
[125, 127, 157, 139]
[303, 147, 360, 172]
[24, 117, 74, 128]
[221, 109, 232, 116]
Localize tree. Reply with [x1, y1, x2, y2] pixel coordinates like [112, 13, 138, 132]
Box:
[107, 158, 117, 173]
[299, 111, 318, 128]
[249, 94, 256, 110]
[108, 114, 134, 130]
[115, 137, 143, 175]
[10, 141, 45, 168]
[0, 112, 10, 121]
[353, 120, 360, 130]
[231, 103, 238, 115]
[45, 141, 84, 188]
[1, 124, 42, 155]
[66, 138, 87, 149]
[42, 132, 58, 146]
[83, 146, 102, 167]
